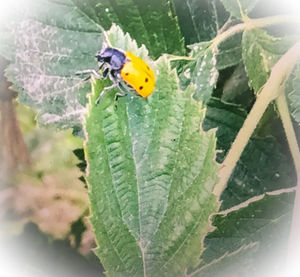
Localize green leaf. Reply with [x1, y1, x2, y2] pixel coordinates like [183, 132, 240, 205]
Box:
[216, 33, 243, 70]
[221, 63, 251, 105]
[220, 0, 259, 18]
[85, 29, 220, 276]
[179, 31, 244, 106]
[181, 42, 219, 103]
[242, 29, 299, 92]
[203, 98, 295, 209]
[192, 191, 295, 277]
[3, 0, 103, 133]
[1, 0, 185, 135]
[106, 24, 150, 61]
[287, 63, 300, 124]
[72, 0, 185, 58]
[73, 148, 87, 174]
[191, 244, 259, 277]
[172, 0, 229, 45]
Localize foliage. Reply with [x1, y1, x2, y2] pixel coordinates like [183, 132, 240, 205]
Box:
[242, 29, 299, 92]
[173, 0, 229, 45]
[85, 28, 219, 276]
[203, 98, 295, 209]
[192, 191, 295, 277]
[287, 63, 300, 124]
[220, 0, 259, 18]
[0, 0, 299, 276]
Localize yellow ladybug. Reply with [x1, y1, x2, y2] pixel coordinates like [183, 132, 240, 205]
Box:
[94, 47, 155, 104]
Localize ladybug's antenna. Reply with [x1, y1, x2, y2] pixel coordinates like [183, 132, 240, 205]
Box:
[98, 25, 112, 50]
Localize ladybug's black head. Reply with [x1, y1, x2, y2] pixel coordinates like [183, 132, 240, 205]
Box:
[96, 47, 114, 63]
[95, 47, 126, 70]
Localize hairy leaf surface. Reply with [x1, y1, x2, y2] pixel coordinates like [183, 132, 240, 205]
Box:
[3, 0, 102, 134]
[180, 42, 219, 103]
[192, 191, 295, 277]
[242, 29, 299, 92]
[1, 0, 185, 135]
[85, 27, 219, 277]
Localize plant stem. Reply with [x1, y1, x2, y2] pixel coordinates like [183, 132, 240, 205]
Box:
[276, 92, 300, 178]
[212, 15, 300, 48]
[276, 88, 300, 277]
[213, 81, 273, 196]
[275, 65, 300, 277]
[213, 42, 300, 197]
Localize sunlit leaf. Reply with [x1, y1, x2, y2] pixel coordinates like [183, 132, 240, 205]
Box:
[85, 27, 219, 277]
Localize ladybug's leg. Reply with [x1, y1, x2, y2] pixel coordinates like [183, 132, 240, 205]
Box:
[75, 69, 102, 80]
[114, 92, 127, 102]
[113, 82, 129, 108]
[114, 91, 127, 109]
[95, 82, 119, 105]
[102, 68, 109, 78]
[76, 62, 106, 80]
[95, 69, 125, 106]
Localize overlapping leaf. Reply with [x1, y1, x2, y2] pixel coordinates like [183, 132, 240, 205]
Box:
[286, 63, 300, 124]
[180, 42, 219, 103]
[179, 29, 243, 103]
[221, 63, 251, 105]
[85, 27, 219, 277]
[192, 191, 295, 277]
[2, 0, 102, 134]
[220, 0, 259, 18]
[1, 0, 185, 135]
[72, 0, 185, 58]
[172, 0, 229, 45]
[216, 33, 243, 70]
[242, 29, 299, 92]
[203, 98, 295, 209]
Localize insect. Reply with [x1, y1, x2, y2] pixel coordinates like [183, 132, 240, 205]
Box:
[92, 47, 155, 104]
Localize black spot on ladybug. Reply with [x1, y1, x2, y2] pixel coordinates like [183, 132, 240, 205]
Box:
[145, 78, 149, 83]
[125, 72, 129, 76]
[139, 86, 143, 90]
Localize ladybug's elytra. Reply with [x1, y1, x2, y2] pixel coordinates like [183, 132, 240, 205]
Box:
[94, 47, 155, 104]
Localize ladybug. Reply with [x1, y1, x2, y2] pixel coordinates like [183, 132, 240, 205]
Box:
[94, 47, 155, 104]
